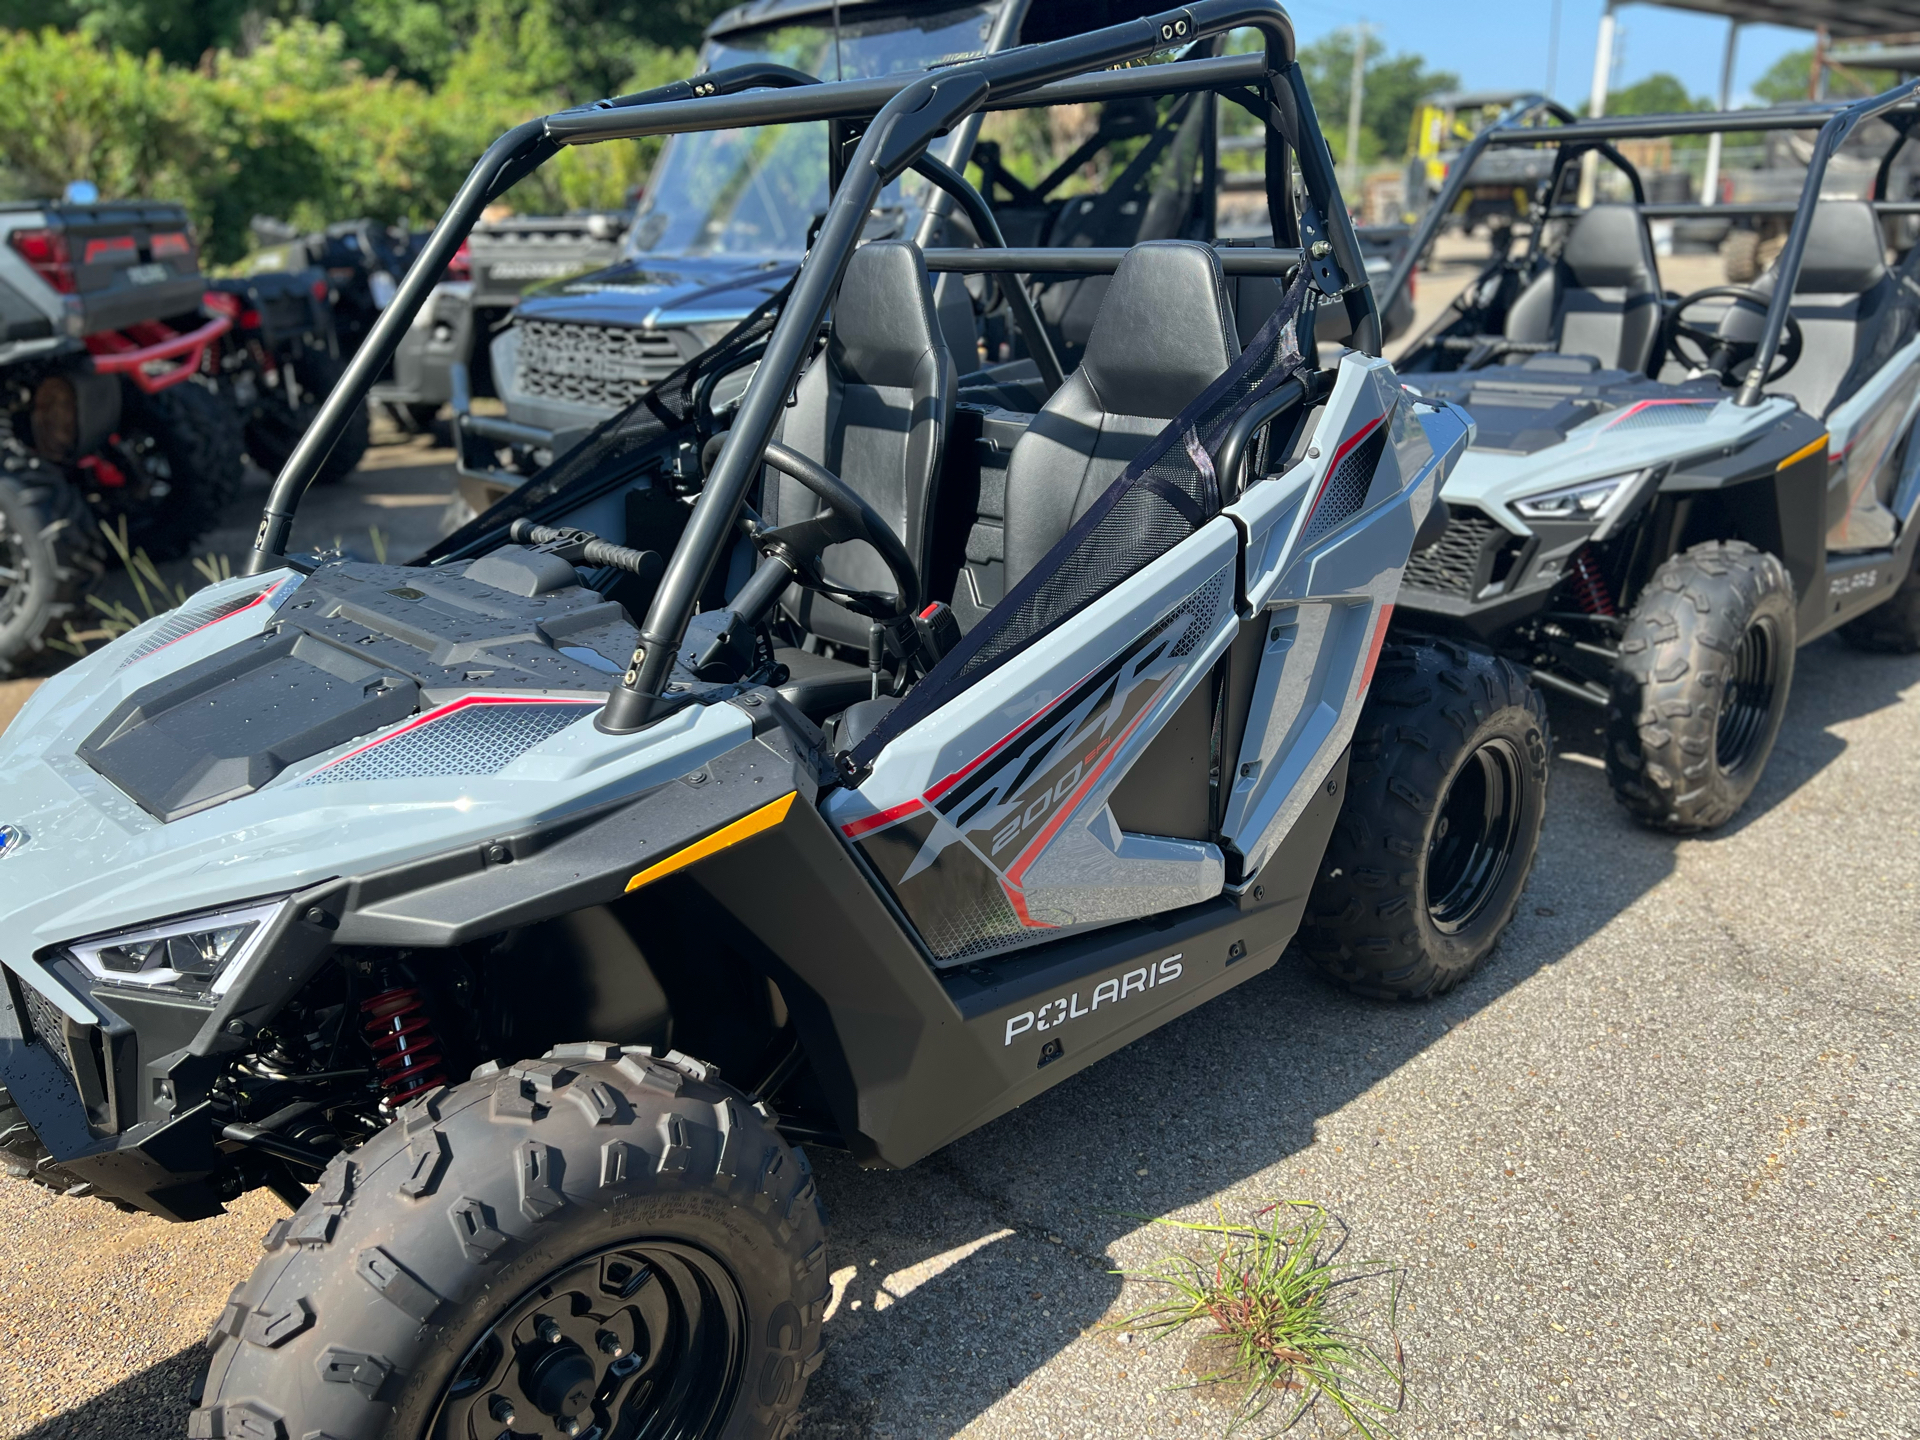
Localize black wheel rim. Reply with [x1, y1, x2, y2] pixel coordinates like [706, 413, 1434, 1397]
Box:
[0, 506, 31, 630]
[429, 1240, 746, 1440]
[1426, 737, 1526, 935]
[1716, 616, 1780, 775]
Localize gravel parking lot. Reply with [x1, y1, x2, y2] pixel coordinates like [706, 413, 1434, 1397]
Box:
[2, 248, 1915, 1439]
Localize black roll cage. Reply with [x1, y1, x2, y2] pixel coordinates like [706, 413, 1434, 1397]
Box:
[246, 0, 1374, 736]
[1386, 79, 1920, 406]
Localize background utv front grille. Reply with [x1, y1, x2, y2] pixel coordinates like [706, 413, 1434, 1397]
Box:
[1402, 506, 1527, 600]
[516, 320, 684, 411]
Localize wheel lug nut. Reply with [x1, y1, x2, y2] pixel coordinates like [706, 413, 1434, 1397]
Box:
[559, 1419, 583, 1438]
[536, 1316, 563, 1344]
[596, 1329, 626, 1358]
[488, 1394, 516, 1424]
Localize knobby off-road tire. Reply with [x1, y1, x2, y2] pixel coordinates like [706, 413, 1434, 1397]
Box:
[1303, 639, 1551, 1000]
[245, 352, 371, 487]
[1839, 547, 1920, 653]
[196, 1045, 829, 1440]
[1607, 541, 1795, 832]
[110, 381, 246, 561]
[0, 470, 101, 676]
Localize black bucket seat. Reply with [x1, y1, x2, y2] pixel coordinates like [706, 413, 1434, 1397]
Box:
[762, 239, 957, 714]
[1001, 240, 1240, 589]
[1718, 199, 1901, 419]
[1504, 204, 1663, 374]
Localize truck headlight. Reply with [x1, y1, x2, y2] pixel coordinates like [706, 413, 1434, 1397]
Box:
[68, 899, 287, 1001]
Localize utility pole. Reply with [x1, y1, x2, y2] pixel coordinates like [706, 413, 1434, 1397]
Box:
[1578, 1, 1616, 208]
[1344, 22, 1369, 208]
[1546, 0, 1562, 97]
[1702, 20, 1740, 206]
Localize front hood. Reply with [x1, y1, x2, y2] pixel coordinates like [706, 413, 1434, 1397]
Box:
[0, 566, 752, 1017]
[515, 253, 795, 329]
[1415, 372, 1796, 533]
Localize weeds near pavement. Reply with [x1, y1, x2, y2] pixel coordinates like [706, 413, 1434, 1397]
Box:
[1114, 1201, 1406, 1438]
[49, 516, 234, 655]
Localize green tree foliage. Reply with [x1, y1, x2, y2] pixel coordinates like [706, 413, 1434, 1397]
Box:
[1592, 73, 1710, 117]
[0, 8, 693, 262]
[1753, 47, 1897, 105]
[1296, 30, 1458, 160]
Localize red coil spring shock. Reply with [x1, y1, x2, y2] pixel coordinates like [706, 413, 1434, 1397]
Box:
[1570, 548, 1616, 617]
[361, 987, 447, 1105]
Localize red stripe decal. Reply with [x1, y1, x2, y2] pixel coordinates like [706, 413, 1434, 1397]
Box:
[1606, 398, 1712, 427]
[1357, 604, 1394, 696]
[139, 580, 282, 661]
[306, 694, 601, 775]
[1002, 674, 1173, 891]
[923, 657, 1106, 804]
[840, 797, 925, 840]
[1302, 411, 1387, 531]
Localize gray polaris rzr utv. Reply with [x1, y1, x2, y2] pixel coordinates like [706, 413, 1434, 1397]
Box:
[1389, 83, 1920, 832]
[0, 7, 1548, 1437]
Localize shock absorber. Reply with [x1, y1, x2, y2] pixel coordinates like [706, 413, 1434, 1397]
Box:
[360, 987, 447, 1105]
[1570, 547, 1616, 617]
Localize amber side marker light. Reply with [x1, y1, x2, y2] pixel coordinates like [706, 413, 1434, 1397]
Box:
[625, 790, 798, 892]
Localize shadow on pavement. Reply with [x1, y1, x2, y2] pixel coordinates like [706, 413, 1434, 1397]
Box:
[11, 1350, 205, 1440]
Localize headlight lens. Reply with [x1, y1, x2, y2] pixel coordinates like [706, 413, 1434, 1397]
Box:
[1512, 474, 1637, 522]
[682, 320, 740, 353]
[68, 899, 286, 1001]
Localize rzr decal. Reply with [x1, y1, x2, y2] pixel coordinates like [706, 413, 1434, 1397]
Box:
[846, 573, 1228, 964]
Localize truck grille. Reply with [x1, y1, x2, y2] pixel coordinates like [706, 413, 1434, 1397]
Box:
[515, 320, 683, 411]
[1402, 506, 1525, 600]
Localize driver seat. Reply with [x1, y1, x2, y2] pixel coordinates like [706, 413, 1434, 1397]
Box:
[1504, 205, 1663, 374]
[761, 239, 957, 715]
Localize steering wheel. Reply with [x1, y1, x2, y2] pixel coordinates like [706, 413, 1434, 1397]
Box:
[753, 441, 920, 621]
[1661, 286, 1804, 386]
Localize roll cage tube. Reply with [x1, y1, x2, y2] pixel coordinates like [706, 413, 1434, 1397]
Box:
[241, 62, 828, 573]
[600, 0, 1371, 734]
[907, 151, 1065, 392]
[1381, 93, 1571, 312]
[1737, 78, 1920, 405]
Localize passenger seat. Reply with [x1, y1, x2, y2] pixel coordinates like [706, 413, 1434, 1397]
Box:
[1001, 240, 1240, 590]
[1503, 204, 1664, 374]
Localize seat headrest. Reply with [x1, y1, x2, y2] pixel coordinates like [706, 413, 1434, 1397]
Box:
[1561, 205, 1656, 290]
[1792, 201, 1888, 294]
[831, 240, 945, 383]
[1081, 240, 1239, 419]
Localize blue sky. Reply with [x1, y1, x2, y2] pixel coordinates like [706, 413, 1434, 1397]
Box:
[1284, 1, 1817, 110]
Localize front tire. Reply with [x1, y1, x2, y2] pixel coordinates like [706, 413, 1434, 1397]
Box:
[1606, 541, 1795, 832]
[196, 1046, 828, 1440]
[1303, 639, 1551, 1000]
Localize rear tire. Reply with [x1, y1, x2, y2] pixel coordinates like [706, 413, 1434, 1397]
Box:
[195, 1045, 828, 1440]
[1303, 639, 1551, 1000]
[0, 469, 100, 675]
[244, 351, 370, 486]
[1606, 541, 1796, 832]
[105, 381, 245, 560]
[1839, 548, 1920, 653]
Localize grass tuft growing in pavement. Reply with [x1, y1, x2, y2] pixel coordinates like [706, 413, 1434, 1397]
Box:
[1115, 1201, 1406, 1438]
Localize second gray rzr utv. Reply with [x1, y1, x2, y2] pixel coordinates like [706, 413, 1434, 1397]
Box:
[0, 6, 1547, 1437]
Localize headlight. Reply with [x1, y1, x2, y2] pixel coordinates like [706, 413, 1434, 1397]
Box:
[68, 899, 287, 1001]
[1512, 473, 1637, 522]
[682, 320, 740, 352]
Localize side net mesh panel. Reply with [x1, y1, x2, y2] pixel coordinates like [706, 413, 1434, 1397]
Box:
[848, 271, 1314, 775]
